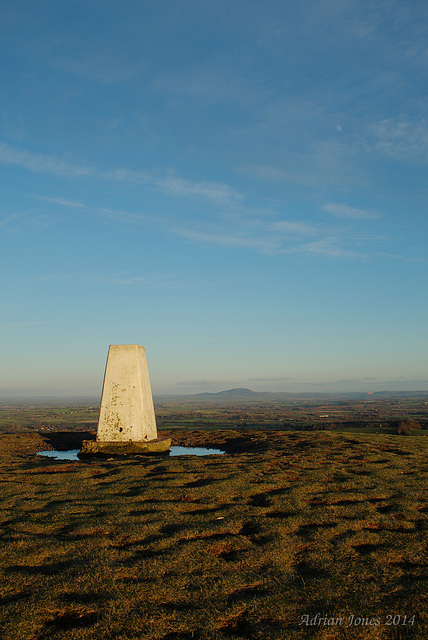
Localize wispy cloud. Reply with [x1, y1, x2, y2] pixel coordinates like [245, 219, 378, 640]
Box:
[173, 215, 371, 260]
[323, 202, 380, 220]
[0, 211, 57, 232]
[2, 142, 419, 263]
[375, 251, 426, 263]
[157, 175, 241, 203]
[365, 117, 428, 163]
[270, 220, 318, 234]
[107, 168, 241, 203]
[0, 213, 26, 230]
[37, 196, 86, 208]
[242, 136, 366, 190]
[1, 141, 241, 205]
[172, 228, 280, 253]
[36, 195, 152, 225]
[289, 238, 370, 260]
[33, 191, 410, 263]
[0, 142, 94, 177]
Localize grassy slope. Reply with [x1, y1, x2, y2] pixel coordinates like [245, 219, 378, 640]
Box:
[0, 430, 427, 640]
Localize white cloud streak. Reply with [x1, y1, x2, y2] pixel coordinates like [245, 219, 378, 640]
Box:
[1, 142, 417, 263]
[32, 197, 153, 228]
[172, 228, 280, 253]
[0, 141, 240, 205]
[30, 192, 395, 262]
[0, 142, 94, 177]
[107, 168, 242, 203]
[289, 239, 370, 260]
[323, 202, 380, 220]
[37, 196, 86, 208]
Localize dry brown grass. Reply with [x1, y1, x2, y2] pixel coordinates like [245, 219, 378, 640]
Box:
[0, 429, 426, 639]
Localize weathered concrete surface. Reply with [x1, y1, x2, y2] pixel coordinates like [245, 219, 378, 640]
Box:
[79, 437, 171, 457]
[96, 344, 158, 443]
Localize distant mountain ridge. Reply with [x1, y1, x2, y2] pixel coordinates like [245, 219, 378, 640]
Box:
[186, 388, 428, 401]
[193, 387, 259, 398]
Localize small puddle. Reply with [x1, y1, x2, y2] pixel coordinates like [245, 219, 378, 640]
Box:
[169, 446, 224, 456]
[37, 446, 225, 461]
[38, 449, 81, 461]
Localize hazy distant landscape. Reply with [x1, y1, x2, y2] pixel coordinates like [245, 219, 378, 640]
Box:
[1, 389, 427, 437]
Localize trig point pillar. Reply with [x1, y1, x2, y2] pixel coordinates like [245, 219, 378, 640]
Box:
[98, 344, 157, 442]
[79, 344, 170, 456]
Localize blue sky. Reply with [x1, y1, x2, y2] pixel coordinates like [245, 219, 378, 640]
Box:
[1, 0, 427, 397]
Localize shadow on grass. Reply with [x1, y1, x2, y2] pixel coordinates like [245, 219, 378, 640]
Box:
[0, 591, 31, 605]
[6, 560, 73, 575]
[351, 542, 388, 555]
[40, 607, 99, 634]
[185, 477, 216, 487]
[293, 560, 326, 578]
[38, 430, 95, 450]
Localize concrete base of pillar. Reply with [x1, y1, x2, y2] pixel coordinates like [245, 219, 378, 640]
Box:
[79, 437, 171, 457]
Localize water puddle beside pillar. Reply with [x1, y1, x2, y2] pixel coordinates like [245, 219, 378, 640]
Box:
[37, 449, 81, 461]
[37, 446, 225, 461]
[169, 446, 225, 456]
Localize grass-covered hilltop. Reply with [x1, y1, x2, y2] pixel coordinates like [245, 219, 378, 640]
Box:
[0, 394, 427, 639]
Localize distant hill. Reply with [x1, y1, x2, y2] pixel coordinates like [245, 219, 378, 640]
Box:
[160, 388, 428, 402]
[194, 388, 260, 399]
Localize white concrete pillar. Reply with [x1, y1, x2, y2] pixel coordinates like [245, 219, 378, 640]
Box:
[96, 344, 157, 442]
